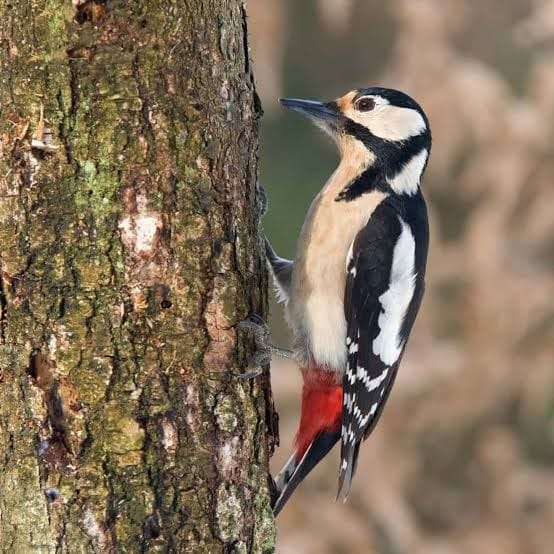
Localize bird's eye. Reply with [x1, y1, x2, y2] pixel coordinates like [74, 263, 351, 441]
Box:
[355, 97, 375, 112]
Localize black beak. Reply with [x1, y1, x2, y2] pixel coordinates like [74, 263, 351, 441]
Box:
[279, 98, 341, 126]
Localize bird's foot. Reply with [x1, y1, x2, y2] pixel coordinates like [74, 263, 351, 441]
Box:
[256, 182, 268, 218]
[237, 314, 294, 379]
[237, 314, 270, 379]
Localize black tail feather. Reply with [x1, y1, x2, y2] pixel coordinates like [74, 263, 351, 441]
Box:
[337, 440, 361, 502]
[272, 429, 340, 516]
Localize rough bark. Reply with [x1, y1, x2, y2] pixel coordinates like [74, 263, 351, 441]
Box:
[0, 1, 276, 552]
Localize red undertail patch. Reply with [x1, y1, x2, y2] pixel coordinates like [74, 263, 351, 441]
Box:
[294, 368, 343, 459]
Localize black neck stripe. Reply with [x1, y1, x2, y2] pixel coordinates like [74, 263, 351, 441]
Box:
[335, 120, 431, 202]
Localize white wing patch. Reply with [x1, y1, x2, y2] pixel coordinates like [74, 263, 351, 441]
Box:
[387, 149, 428, 196]
[345, 239, 355, 270]
[356, 366, 389, 392]
[346, 239, 357, 276]
[372, 218, 416, 365]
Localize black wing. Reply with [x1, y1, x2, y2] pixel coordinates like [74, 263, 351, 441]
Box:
[338, 197, 427, 498]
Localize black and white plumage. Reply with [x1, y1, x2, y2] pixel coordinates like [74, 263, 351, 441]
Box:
[339, 194, 428, 497]
[264, 87, 431, 513]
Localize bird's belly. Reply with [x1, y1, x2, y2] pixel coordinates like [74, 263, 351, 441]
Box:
[297, 283, 348, 371]
[286, 189, 388, 371]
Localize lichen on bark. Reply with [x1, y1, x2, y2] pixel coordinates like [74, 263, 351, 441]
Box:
[0, 1, 276, 552]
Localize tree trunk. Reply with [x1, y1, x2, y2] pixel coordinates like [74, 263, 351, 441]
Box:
[0, 1, 277, 552]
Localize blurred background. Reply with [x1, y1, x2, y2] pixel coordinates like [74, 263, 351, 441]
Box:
[247, 0, 554, 552]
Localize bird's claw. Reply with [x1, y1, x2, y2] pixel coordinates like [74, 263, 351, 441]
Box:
[237, 314, 295, 378]
[237, 313, 271, 379]
[238, 367, 264, 380]
[256, 182, 268, 218]
[237, 314, 269, 342]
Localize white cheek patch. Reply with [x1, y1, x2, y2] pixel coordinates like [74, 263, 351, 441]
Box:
[387, 149, 428, 196]
[372, 218, 416, 366]
[345, 102, 427, 142]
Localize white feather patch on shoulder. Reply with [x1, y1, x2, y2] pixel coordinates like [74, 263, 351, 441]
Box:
[372, 218, 416, 365]
[387, 149, 428, 196]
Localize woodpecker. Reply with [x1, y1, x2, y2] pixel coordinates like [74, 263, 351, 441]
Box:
[255, 87, 431, 514]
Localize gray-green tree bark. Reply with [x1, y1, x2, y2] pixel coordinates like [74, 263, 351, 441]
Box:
[0, 1, 277, 552]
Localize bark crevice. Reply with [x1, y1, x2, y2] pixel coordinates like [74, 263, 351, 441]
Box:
[0, 0, 276, 551]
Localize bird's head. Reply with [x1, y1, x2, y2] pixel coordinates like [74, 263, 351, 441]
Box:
[280, 87, 431, 196]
